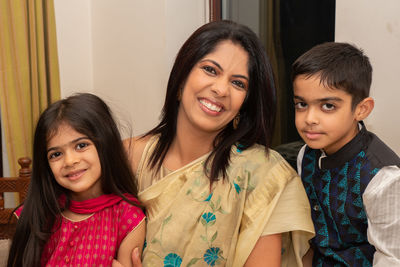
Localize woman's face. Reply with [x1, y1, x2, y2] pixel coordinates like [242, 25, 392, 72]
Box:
[177, 40, 249, 136]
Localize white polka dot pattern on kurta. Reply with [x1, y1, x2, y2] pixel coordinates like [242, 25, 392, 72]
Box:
[42, 198, 145, 266]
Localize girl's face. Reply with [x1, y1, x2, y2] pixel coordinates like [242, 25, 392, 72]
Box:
[47, 123, 102, 201]
[177, 40, 249, 136]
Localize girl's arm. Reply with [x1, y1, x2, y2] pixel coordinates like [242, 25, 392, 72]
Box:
[244, 233, 282, 267]
[116, 219, 146, 267]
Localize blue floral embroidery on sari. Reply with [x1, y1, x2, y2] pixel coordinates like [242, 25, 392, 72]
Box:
[163, 253, 182, 267]
[236, 143, 245, 153]
[201, 212, 216, 225]
[204, 247, 222, 266]
[204, 193, 213, 202]
[233, 182, 241, 194]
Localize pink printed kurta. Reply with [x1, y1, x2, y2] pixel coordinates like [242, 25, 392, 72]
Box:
[41, 197, 145, 267]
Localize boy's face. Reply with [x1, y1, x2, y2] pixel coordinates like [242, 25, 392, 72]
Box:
[293, 74, 359, 155]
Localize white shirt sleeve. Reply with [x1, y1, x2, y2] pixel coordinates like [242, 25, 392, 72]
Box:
[363, 165, 400, 266]
[297, 144, 307, 176]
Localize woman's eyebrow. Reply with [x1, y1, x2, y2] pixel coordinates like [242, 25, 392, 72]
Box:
[199, 59, 249, 80]
[199, 59, 223, 71]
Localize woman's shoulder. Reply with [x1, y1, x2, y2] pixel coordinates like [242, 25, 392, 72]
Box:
[230, 144, 297, 185]
[124, 135, 154, 173]
[233, 143, 290, 167]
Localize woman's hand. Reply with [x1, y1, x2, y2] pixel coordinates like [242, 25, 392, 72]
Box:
[112, 247, 143, 267]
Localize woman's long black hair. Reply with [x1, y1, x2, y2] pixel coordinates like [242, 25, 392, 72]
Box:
[7, 93, 139, 267]
[145, 20, 277, 181]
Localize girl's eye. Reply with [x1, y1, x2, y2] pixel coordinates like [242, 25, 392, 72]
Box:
[322, 103, 335, 111]
[232, 80, 246, 90]
[294, 102, 307, 109]
[202, 65, 217, 75]
[76, 142, 89, 150]
[48, 151, 62, 160]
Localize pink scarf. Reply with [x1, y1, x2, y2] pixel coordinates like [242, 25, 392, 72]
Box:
[60, 193, 139, 214]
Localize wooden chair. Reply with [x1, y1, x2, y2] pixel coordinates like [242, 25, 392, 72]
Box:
[0, 157, 31, 239]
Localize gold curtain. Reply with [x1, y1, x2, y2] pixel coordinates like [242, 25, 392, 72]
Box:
[0, 0, 60, 176]
[260, 0, 288, 147]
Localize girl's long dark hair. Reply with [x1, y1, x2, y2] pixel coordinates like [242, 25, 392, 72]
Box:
[7, 93, 138, 267]
[145, 20, 277, 181]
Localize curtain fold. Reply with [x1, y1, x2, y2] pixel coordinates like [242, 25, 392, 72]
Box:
[260, 0, 288, 147]
[0, 0, 60, 176]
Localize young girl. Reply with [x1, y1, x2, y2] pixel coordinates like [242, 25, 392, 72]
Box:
[7, 93, 145, 267]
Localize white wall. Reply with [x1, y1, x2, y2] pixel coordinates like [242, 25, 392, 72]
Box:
[336, 0, 400, 154]
[54, 0, 93, 97]
[54, 1, 399, 153]
[54, 0, 207, 137]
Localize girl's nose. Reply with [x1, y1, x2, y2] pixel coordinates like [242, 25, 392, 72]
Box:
[64, 151, 79, 167]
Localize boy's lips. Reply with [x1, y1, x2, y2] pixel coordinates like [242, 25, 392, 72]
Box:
[304, 131, 324, 140]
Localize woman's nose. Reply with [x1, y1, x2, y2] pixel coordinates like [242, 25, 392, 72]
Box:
[211, 78, 230, 97]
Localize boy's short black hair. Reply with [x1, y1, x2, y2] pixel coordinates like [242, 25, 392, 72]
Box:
[292, 42, 372, 109]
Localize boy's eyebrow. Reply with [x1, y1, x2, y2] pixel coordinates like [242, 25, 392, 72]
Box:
[199, 59, 249, 81]
[47, 137, 90, 153]
[294, 95, 344, 102]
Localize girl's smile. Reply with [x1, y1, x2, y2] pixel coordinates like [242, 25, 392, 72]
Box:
[47, 123, 102, 201]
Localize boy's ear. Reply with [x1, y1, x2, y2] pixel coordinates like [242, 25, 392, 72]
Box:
[355, 97, 374, 121]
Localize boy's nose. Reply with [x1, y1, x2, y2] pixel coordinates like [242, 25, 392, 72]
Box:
[305, 109, 319, 125]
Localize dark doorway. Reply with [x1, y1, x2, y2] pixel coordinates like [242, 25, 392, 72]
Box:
[216, 0, 336, 146]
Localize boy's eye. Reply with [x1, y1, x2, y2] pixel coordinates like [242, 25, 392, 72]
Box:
[48, 151, 62, 160]
[232, 80, 247, 90]
[202, 65, 217, 75]
[294, 102, 307, 109]
[76, 142, 89, 150]
[322, 103, 335, 111]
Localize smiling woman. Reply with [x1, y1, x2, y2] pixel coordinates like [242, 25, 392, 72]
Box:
[123, 20, 314, 267]
[178, 40, 248, 138]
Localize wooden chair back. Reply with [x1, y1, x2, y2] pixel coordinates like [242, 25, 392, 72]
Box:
[0, 157, 31, 239]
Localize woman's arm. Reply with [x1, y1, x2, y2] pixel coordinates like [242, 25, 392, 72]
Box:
[116, 220, 146, 267]
[244, 233, 282, 267]
[123, 136, 149, 174]
[302, 248, 313, 267]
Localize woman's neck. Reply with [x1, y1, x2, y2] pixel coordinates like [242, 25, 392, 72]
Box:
[164, 124, 217, 171]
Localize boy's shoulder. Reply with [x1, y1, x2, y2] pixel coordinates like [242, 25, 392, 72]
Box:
[364, 130, 400, 168]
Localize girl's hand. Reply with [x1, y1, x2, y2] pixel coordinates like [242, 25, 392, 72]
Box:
[112, 247, 143, 267]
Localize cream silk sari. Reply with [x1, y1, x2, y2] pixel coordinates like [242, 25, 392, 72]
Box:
[137, 136, 314, 266]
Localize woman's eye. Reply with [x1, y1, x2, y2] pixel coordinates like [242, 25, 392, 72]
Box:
[294, 102, 307, 109]
[322, 103, 335, 111]
[76, 143, 89, 150]
[232, 80, 246, 89]
[48, 151, 61, 159]
[202, 65, 216, 75]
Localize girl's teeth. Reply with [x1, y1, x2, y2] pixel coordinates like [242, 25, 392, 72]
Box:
[200, 100, 222, 112]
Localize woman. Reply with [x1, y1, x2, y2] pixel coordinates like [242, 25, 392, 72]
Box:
[125, 20, 314, 266]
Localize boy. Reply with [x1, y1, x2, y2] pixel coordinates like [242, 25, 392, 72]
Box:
[292, 42, 400, 267]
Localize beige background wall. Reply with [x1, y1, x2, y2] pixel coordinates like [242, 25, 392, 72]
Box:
[54, 0, 207, 137]
[336, 0, 400, 154]
[54, 0, 399, 153]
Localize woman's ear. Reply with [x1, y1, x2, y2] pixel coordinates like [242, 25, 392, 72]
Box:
[355, 97, 374, 121]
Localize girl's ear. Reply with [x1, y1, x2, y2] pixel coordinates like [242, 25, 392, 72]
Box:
[355, 97, 374, 121]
